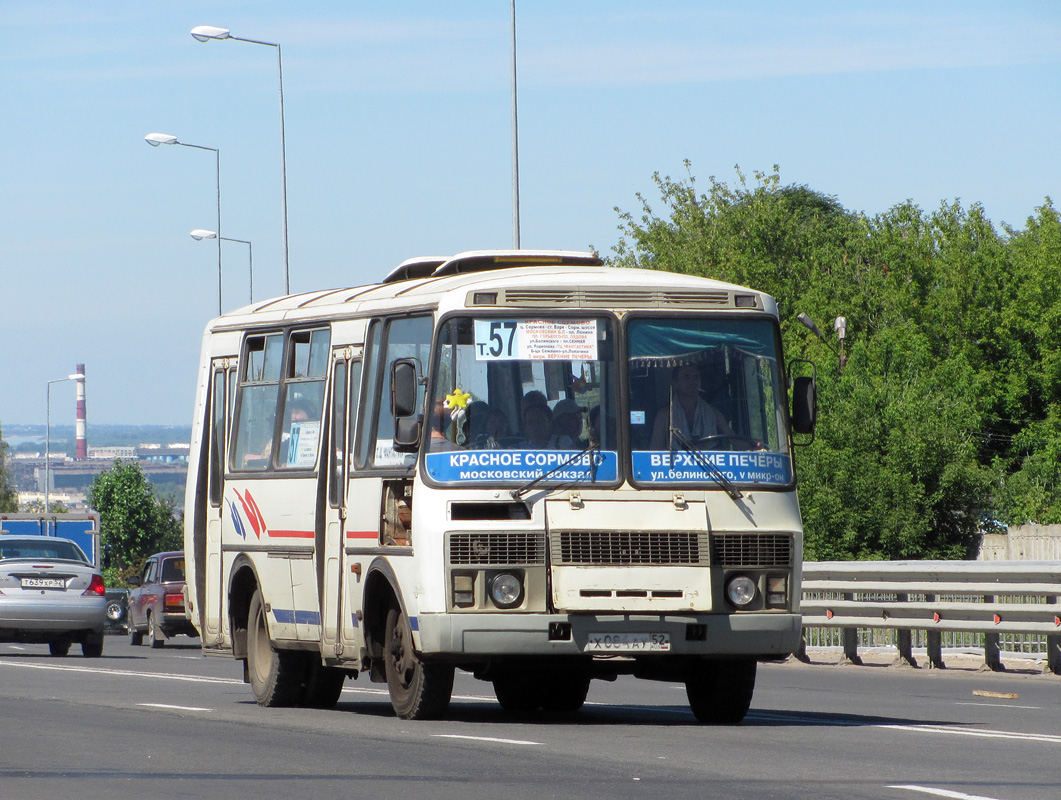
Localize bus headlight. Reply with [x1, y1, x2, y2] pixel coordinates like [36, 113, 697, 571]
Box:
[488, 572, 524, 609]
[726, 575, 757, 608]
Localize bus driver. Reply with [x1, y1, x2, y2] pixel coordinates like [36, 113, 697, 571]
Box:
[650, 364, 733, 449]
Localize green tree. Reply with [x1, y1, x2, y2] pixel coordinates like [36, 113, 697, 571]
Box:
[88, 460, 182, 577]
[612, 165, 999, 560]
[0, 423, 17, 512]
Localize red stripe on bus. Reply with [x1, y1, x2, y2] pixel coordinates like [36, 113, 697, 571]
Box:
[268, 530, 315, 538]
[346, 530, 379, 539]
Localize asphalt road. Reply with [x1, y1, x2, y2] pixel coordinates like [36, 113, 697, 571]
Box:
[0, 635, 1058, 800]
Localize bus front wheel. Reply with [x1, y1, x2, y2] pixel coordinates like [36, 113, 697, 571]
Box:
[383, 605, 453, 720]
[685, 659, 757, 724]
[247, 589, 306, 707]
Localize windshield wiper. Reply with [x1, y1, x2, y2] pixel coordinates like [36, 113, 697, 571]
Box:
[511, 441, 601, 500]
[668, 427, 743, 502]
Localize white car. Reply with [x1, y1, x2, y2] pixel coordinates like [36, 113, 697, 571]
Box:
[0, 535, 107, 657]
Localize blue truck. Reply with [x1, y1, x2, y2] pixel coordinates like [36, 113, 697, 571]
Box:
[0, 514, 101, 568]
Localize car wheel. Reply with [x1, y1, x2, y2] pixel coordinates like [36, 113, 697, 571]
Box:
[48, 640, 71, 657]
[246, 589, 306, 707]
[147, 612, 165, 649]
[82, 636, 104, 658]
[106, 601, 126, 622]
[384, 604, 453, 720]
[129, 624, 144, 646]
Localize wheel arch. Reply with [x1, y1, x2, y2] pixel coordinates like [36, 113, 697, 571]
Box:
[361, 558, 405, 682]
[228, 554, 261, 660]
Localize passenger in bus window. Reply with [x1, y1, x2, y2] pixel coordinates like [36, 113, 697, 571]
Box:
[429, 398, 461, 451]
[548, 398, 585, 449]
[518, 402, 552, 449]
[650, 364, 733, 449]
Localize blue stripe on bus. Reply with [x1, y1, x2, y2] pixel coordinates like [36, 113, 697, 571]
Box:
[271, 609, 321, 626]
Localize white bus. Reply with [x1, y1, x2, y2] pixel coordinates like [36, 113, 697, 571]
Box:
[183, 250, 817, 723]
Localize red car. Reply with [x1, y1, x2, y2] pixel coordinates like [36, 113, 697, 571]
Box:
[127, 552, 199, 647]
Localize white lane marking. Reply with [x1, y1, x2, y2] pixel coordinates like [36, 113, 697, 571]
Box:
[432, 734, 543, 746]
[881, 723, 1061, 745]
[955, 702, 1041, 710]
[888, 784, 1006, 800]
[138, 703, 212, 712]
[341, 686, 495, 703]
[0, 658, 242, 685]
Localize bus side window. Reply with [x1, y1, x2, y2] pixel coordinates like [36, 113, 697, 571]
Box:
[233, 333, 284, 470]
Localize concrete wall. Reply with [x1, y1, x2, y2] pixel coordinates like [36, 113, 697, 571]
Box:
[979, 525, 1061, 560]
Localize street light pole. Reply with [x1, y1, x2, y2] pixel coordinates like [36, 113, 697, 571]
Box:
[191, 230, 253, 303]
[510, 0, 521, 249]
[191, 25, 290, 295]
[145, 133, 222, 315]
[45, 373, 84, 513]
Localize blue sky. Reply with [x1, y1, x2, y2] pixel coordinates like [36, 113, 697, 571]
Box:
[2, 2, 1059, 427]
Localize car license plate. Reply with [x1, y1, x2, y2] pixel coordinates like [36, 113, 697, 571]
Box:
[21, 577, 65, 589]
[585, 632, 671, 652]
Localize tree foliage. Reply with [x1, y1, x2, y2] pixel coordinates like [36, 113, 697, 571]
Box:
[88, 460, 182, 575]
[0, 422, 16, 512]
[612, 164, 1060, 559]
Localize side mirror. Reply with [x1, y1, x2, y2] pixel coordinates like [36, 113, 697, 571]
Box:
[391, 358, 422, 453]
[791, 375, 817, 435]
[390, 358, 419, 418]
[127, 575, 142, 588]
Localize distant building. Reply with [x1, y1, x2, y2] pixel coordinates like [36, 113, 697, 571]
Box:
[88, 446, 136, 460]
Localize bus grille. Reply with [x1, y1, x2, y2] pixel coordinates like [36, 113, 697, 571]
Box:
[712, 533, 793, 567]
[448, 532, 546, 565]
[552, 531, 708, 566]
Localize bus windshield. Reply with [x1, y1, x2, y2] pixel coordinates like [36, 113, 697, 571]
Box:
[626, 316, 793, 487]
[425, 316, 618, 485]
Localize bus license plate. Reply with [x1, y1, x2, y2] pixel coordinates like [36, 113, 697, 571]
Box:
[21, 577, 65, 589]
[585, 632, 671, 652]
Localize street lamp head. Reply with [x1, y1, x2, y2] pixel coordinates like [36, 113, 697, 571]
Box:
[145, 132, 178, 147]
[796, 312, 823, 339]
[190, 229, 218, 241]
[68, 373, 85, 381]
[834, 316, 848, 340]
[191, 25, 231, 42]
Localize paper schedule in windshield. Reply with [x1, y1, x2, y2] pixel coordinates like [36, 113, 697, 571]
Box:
[473, 319, 597, 361]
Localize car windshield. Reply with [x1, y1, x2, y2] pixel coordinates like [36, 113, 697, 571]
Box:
[424, 316, 618, 485]
[0, 538, 90, 563]
[626, 316, 793, 488]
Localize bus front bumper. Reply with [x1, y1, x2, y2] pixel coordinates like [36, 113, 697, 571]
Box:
[415, 611, 801, 659]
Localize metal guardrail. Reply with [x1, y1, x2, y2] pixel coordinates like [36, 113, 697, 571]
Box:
[799, 560, 1061, 675]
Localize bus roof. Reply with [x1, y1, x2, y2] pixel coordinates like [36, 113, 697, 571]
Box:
[209, 249, 776, 330]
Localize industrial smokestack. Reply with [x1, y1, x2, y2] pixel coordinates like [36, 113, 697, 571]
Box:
[75, 364, 87, 460]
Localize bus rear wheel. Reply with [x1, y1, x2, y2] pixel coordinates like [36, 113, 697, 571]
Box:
[247, 589, 306, 707]
[540, 673, 590, 713]
[384, 605, 453, 720]
[685, 659, 757, 724]
[492, 671, 543, 715]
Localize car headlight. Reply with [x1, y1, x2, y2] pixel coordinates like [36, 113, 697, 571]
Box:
[726, 575, 757, 608]
[488, 572, 524, 609]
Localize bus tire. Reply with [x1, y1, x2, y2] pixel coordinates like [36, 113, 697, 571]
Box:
[384, 605, 453, 720]
[540, 673, 590, 713]
[492, 671, 543, 715]
[247, 589, 306, 707]
[685, 659, 756, 724]
[302, 661, 347, 709]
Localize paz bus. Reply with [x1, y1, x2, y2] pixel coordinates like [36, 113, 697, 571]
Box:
[183, 249, 816, 722]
